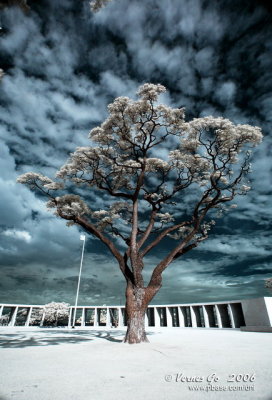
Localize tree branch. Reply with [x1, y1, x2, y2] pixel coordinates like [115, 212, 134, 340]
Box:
[140, 221, 191, 257]
[137, 208, 157, 249]
[58, 213, 133, 282]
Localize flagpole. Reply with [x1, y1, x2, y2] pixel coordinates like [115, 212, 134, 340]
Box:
[72, 235, 86, 328]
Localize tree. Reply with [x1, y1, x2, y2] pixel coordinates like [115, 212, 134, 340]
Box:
[28, 308, 44, 326]
[17, 83, 262, 343]
[0, 0, 30, 12]
[43, 302, 70, 327]
[90, 0, 112, 13]
[265, 278, 272, 293]
[0, 314, 9, 326]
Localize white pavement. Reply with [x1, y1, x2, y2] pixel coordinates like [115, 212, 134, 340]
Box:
[0, 327, 271, 400]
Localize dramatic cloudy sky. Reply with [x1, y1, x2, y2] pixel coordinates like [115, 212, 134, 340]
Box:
[0, 0, 271, 307]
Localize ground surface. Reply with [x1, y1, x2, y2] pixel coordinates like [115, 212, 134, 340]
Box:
[0, 327, 271, 400]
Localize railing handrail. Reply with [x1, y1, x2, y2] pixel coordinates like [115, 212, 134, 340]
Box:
[0, 299, 246, 308]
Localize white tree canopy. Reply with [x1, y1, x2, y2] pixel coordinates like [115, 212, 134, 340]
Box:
[17, 83, 262, 296]
[90, 0, 112, 13]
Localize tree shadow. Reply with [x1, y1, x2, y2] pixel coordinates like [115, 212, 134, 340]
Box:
[0, 329, 156, 348]
[0, 329, 126, 348]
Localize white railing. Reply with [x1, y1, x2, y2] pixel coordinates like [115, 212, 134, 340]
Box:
[0, 299, 249, 329]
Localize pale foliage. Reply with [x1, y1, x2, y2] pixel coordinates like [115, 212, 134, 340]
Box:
[29, 308, 44, 326]
[265, 278, 272, 290]
[17, 172, 64, 190]
[0, 314, 9, 326]
[47, 195, 91, 222]
[43, 302, 70, 326]
[90, 0, 112, 12]
[17, 83, 262, 281]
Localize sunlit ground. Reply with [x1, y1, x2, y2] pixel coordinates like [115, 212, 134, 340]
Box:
[0, 327, 271, 400]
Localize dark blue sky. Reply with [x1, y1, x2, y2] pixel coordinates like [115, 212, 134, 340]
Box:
[0, 0, 271, 306]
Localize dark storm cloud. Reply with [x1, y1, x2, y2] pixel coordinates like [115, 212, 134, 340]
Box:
[94, 0, 272, 121]
[0, 0, 271, 305]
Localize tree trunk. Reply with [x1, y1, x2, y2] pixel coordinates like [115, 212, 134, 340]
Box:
[123, 285, 148, 344]
[124, 308, 148, 344]
[123, 283, 160, 344]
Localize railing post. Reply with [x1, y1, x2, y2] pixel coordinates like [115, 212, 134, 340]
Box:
[118, 308, 124, 327]
[145, 312, 148, 327]
[178, 307, 185, 327]
[106, 308, 111, 327]
[40, 307, 46, 327]
[190, 306, 197, 328]
[154, 307, 160, 327]
[231, 302, 245, 328]
[215, 305, 222, 328]
[25, 307, 33, 327]
[81, 308, 85, 327]
[166, 307, 173, 327]
[94, 308, 98, 327]
[228, 304, 235, 328]
[9, 306, 18, 327]
[203, 306, 210, 328]
[68, 308, 72, 328]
